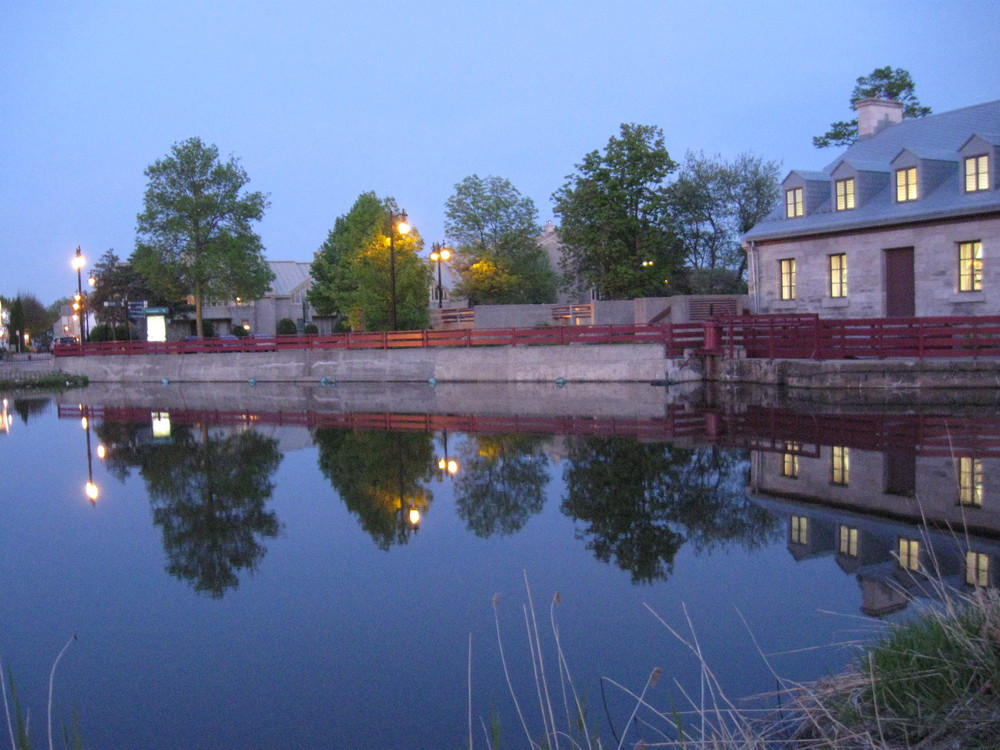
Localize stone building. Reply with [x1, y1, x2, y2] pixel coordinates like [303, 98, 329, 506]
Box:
[743, 99, 1000, 317]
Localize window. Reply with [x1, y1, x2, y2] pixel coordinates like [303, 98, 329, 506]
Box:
[839, 525, 858, 557]
[779, 259, 796, 300]
[898, 538, 920, 571]
[966, 551, 990, 587]
[785, 187, 803, 218]
[829, 254, 848, 298]
[959, 456, 983, 507]
[831, 446, 850, 485]
[896, 167, 918, 202]
[965, 155, 990, 192]
[835, 178, 855, 211]
[791, 515, 808, 545]
[782, 442, 800, 478]
[959, 241, 983, 292]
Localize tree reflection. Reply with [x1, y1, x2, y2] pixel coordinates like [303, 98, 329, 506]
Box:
[314, 428, 434, 550]
[143, 426, 282, 597]
[455, 434, 549, 537]
[562, 437, 777, 583]
[12, 397, 50, 424]
[96, 420, 282, 597]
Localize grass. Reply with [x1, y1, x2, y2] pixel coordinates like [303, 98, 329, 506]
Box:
[0, 374, 87, 391]
[476, 569, 1000, 749]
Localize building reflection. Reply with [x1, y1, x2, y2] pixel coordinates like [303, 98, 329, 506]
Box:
[749, 439, 1000, 616]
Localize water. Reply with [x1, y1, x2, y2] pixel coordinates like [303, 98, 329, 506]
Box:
[0, 385, 994, 749]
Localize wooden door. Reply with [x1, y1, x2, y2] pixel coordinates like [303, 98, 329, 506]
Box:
[884, 247, 915, 317]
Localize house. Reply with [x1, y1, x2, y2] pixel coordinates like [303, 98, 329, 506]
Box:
[742, 99, 1000, 318]
[197, 260, 324, 335]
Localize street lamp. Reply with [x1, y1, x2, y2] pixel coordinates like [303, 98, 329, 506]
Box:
[429, 243, 451, 309]
[72, 246, 87, 342]
[387, 209, 410, 330]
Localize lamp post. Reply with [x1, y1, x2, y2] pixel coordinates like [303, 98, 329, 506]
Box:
[387, 209, 410, 330]
[72, 246, 87, 342]
[81, 411, 99, 504]
[429, 243, 451, 309]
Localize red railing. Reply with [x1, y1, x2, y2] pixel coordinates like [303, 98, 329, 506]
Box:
[715, 314, 1000, 360]
[53, 323, 707, 358]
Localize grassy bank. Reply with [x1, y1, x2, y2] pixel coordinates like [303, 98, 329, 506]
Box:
[0, 373, 88, 391]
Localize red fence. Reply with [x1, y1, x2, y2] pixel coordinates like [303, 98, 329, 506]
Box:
[715, 314, 1000, 360]
[52, 323, 706, 358]
[51, 315, 1000, 361]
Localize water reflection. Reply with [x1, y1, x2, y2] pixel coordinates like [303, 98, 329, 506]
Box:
[314, 428, 433, 550]
[563, 438, 778, 582]
[94, 416, 282, 596]
[455, 434, 549, 538]
[54, 396, 1000, 613]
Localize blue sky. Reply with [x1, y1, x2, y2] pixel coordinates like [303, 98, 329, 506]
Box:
[2, 0, 998, 305]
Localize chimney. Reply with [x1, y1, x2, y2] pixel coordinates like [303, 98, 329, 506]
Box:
[854, 98, 904, 139]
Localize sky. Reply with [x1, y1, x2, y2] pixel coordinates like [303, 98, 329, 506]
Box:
[2, 0, 998, 305]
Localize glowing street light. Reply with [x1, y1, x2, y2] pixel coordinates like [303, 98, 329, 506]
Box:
[387, 209, 411, 330]
[429, 243, 451, 309]
[72, 246, 88, 341]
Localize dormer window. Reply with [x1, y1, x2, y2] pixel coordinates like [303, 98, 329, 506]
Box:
[785, 187, 803, 218]
[965, 155, 989, 192]
[896, 167, 918, 202]
[835, 178, 855, 211]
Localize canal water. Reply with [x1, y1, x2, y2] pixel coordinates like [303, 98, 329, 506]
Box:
[0, 385, 995, 749]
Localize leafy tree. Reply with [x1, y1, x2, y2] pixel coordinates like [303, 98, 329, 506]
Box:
[813, 66, 931, 148]
[444, 175, 556, 305]
[5, 294, 52, 349]
[313, 428, 435, 550]
[89, 249, 157, 336]
[454, 434, 550, 537]
[133, 137, 274, 337]
[552, 123, 684, 300]
[309, 192, 430, 331]
[669, 152, 781, 290]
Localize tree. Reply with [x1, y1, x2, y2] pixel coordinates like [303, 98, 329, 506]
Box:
[444, 175, 556, 305]
[89, 249, 157, 337]
[309, 192, 431, 331]
[133, 137, 274, 337]
[552, 124, 684, 300]
[813, 66, 931, 148]
[668, 152, 781, 291]
[6, 294, 52, 349]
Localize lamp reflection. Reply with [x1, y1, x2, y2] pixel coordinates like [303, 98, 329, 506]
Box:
[1, 398, 10, 434]
[81, 409, 98, 504]
[438, 430, 459, 476]
[151, 411, 172, 442]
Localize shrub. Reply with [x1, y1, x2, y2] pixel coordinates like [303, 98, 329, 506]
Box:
[276, 318, 298, 335]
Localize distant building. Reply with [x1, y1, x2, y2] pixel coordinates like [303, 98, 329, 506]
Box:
[743, 99, 1000, 317]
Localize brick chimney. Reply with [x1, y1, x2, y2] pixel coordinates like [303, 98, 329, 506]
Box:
[854, 97, 904, 139]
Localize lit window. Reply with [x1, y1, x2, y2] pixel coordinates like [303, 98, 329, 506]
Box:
[785, 187, 803, 218]
[958, 241, 983, 292]
[829, 254, 847, 298]
[836, 178, 855, 211]
[782, 441, 800, 478]
[896, 167, 918, 202]
[839, 525, 858, 556]
[959, 456, 983, 507]
[831, 446, 850, 485]
[966, 551, 990, 587]
[965, 155, 989, 193]
[898, 538, 920, 571]
[791, 515, 808, 545]
[779, 259, 796, 300]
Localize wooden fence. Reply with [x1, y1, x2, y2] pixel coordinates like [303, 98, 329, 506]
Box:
[51, 315, 1000, 361]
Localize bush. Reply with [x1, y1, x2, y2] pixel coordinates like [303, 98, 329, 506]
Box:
[276, 318, 298, 335]
[303, 322, 319, 335]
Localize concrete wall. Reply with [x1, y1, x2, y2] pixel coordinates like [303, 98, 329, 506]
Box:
[55, 342, 700, 385]
[751, 215, 1000, 318]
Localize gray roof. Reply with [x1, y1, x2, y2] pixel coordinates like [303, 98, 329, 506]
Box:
[744, 100, 1000, 243]
[267, 261, 311, 296]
